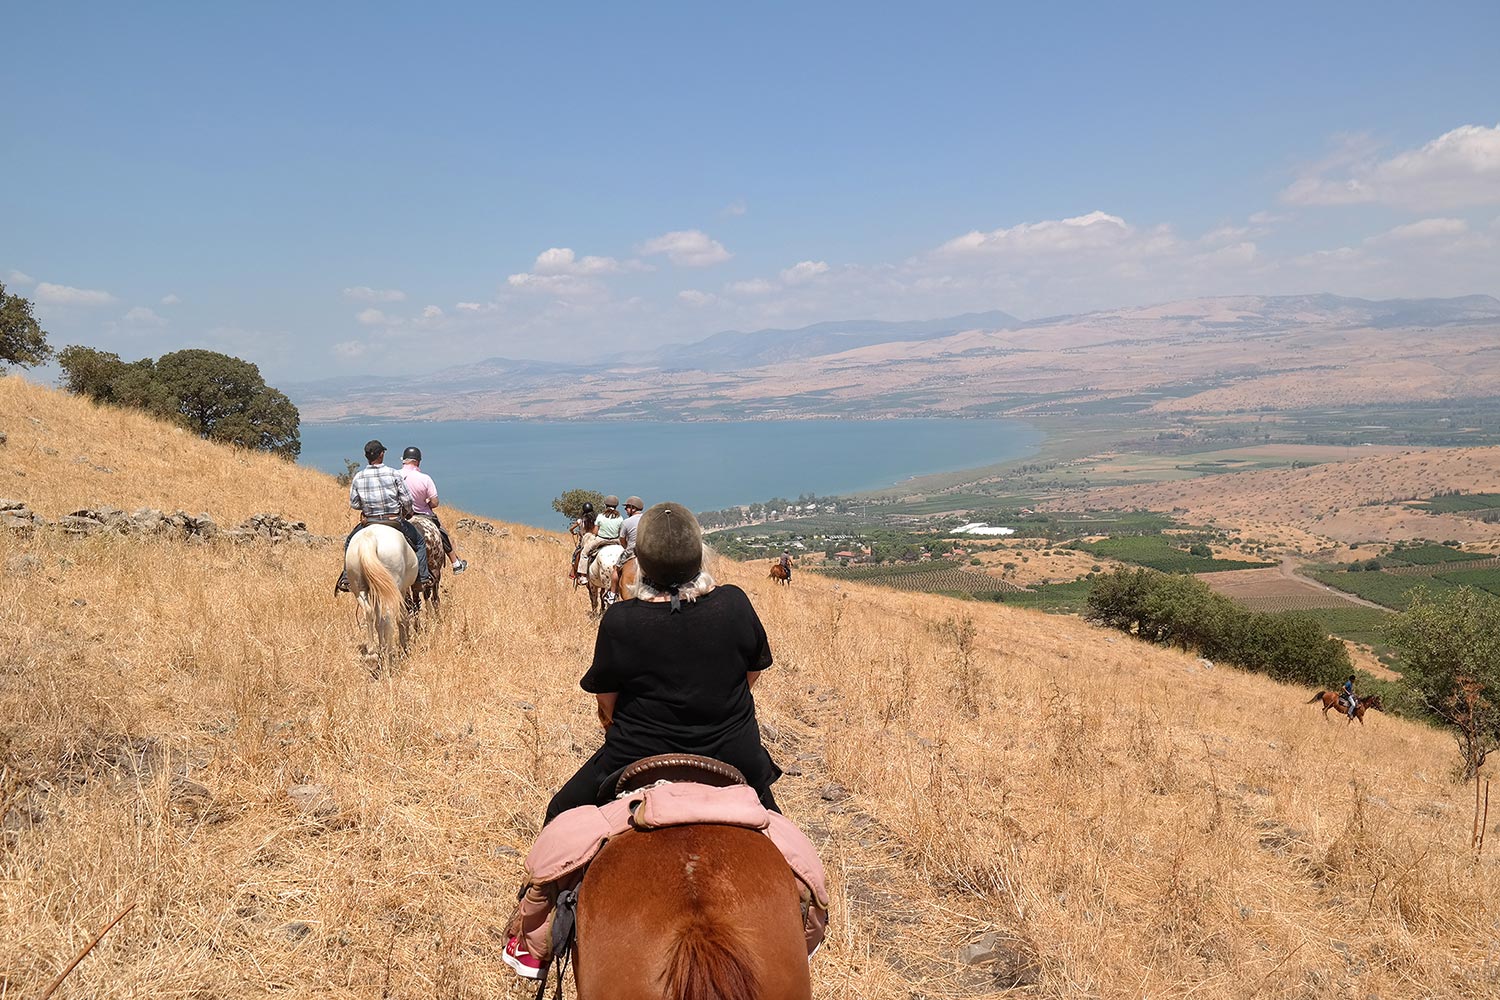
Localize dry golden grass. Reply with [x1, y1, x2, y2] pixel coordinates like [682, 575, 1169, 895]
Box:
[4, 379, 1500, 999]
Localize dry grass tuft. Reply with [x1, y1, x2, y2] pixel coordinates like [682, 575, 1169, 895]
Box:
[3, 377, 1500, 998]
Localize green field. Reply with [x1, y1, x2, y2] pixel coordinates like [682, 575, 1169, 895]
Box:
[816, 560, 964, 581]
[1433, 567, 1500, 597]
[1409, 492, 1500, 513]
[1076, 536, 1274, 574]
[1383, 544, 1486, 565]
[1308, 570, 1460, 609]
[812, 560, 1022, 597]
[990, 580, 1095, 614]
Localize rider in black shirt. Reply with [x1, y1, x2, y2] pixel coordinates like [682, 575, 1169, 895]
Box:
[544, 502, 782, 822]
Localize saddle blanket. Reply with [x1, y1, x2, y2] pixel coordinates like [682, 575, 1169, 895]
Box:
[517, 782, 829, 959]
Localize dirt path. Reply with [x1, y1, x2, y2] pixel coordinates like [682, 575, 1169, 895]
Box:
[1277, 556, 1388, 610]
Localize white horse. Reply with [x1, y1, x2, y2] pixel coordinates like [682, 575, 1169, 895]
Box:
[586, 543, 625, 616]
[344, 524, 418, 669]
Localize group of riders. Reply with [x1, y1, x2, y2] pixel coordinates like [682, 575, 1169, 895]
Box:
[333, 447, 823, 984]
[334, 439, 468, 594]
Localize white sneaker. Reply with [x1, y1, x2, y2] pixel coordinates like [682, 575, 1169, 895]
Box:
[452, 559, 468, 573]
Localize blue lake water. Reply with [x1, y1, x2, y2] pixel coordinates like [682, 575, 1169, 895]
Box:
[298, 419, 1041, 530]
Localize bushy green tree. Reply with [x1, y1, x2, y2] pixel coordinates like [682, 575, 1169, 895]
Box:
[552, 488, 607, 521]
[1388, 587, 1500, 779]
[0, 283, 52, 368]
[56, 346, 300, 457]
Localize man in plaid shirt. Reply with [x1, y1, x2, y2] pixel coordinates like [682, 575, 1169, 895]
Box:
[335, 439, 431, 592]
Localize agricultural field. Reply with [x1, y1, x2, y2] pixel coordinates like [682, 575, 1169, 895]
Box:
[1407, 491, 1500, 513]
[1195, 567, 1354, 612]
[1308, 569, 1460, 610]
[1432, 566, 1500, 597]
[1077, 535, 1274, 573]
[1382, 543, 1489, 565]
[990, 580, 1095, 614]
[813, 560, 1023, 597]
[1267, 606, 1399, 663]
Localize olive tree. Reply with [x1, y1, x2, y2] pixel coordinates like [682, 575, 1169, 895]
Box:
[0, 283, 51, 368]
[1388, 587, 1500, 780]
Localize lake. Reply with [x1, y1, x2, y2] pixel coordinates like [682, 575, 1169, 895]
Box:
[298, 419, 1041, 530]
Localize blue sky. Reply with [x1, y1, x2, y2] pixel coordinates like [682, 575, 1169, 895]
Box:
[4, 2, 1499, 383]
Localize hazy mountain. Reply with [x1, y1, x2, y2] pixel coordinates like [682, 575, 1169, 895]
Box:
[630, 310, 1020, 371]
[287, 294, 1500, 421]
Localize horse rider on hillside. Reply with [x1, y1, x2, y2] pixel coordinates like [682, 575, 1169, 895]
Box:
[576, 495, 624, 578]
[570, 502, 597, 584]
[399, 446, 468, 574]
[335, 439, 432, 593]
[779, 548, 794, 581]
[1342, 673, 1359, 720]
[612, 496, 645, 595]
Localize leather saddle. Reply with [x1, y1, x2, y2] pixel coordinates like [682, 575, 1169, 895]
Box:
[612, 754, 747, 797]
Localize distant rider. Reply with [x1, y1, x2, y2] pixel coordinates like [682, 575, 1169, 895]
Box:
[399, 446, 468, 574]
[335, 439, 431, 593]
[1342, 674, 1358, 720]
[779, 549, 794, 581]
[570, 502, 597, 584]
[576, 495, 624, 578]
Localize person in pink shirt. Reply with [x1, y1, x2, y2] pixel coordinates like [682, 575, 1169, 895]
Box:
[400, 447, 468, 573]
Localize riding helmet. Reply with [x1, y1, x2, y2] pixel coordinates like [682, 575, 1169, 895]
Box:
[625, 496, 644, 510]
[402, 446, 422, 463]
[604, 495, 620, 507]
[635, 502, 703, 586]
[581, 502, 594, 514]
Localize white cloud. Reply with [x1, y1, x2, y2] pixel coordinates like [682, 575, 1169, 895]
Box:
[6, 270, 34, 286]
[505, 272, 606, 298]
[678, 289, 719, 307]
[160, 293, 182, 305]
[421, 305, 444, 319]
[124, 306, 167, 327]
[722, 199, 748, 217]
[456, 301, 484, 312]
[356, 307, 400, 326]
[332, 340, 369, 360]
[343, 285, 407, 302]
[936, 210, 1132, 256]
[1365, 217, 1469, 244]
[33, 282, 117, 306]
[726, 278, 776, 296]
[529, 247, 637, 276]
[638, 229, 732, 267]
[780, 260, 830, 285]
[1282, 123, 1500, 211]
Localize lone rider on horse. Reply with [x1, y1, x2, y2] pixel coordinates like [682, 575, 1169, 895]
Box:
[505, 502, 789, 979]
[1342, 674, 1359, 720]
[335, 439, 432, 593]
[570, 502, 597, 584]
[399, 446, 468, 574]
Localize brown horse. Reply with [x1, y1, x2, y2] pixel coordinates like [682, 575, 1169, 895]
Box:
[769, 562, 790, 585]
[572, 824, 812, 1000]
[1306, 690, 1384, 724]
[409, 515, 445, 616]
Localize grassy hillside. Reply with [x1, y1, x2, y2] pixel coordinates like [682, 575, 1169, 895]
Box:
[2, 376, 1498, 999]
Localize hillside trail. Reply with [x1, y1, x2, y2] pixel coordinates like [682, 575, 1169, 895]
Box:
[1277, 555, 1387, 610]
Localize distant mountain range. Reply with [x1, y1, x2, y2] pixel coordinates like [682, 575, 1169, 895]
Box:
[286, 294, 1500, 422]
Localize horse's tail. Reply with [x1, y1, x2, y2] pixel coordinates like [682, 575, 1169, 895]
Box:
[661, 919, 758, 1000]
[1305, 690, 1328, 703]
[357, 538, 402, 622]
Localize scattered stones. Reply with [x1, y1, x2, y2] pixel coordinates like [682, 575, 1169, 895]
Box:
[1197, 657, 1215, 671]
[70, 598, 87, 607]
[287, 783, 339, 818]
[491, 844, 521, 858]
[281, 921, 312, 941]
[0, 431, 7, 446]
[3, 554, 43, 576]
[759, 722, 781, 743]
[2, 501, 323, 545]
[957, 932, 1043, 988]
[818, 782, 848, 803]
[456, 517, 508, 536]
[516, 701, 536, 711]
